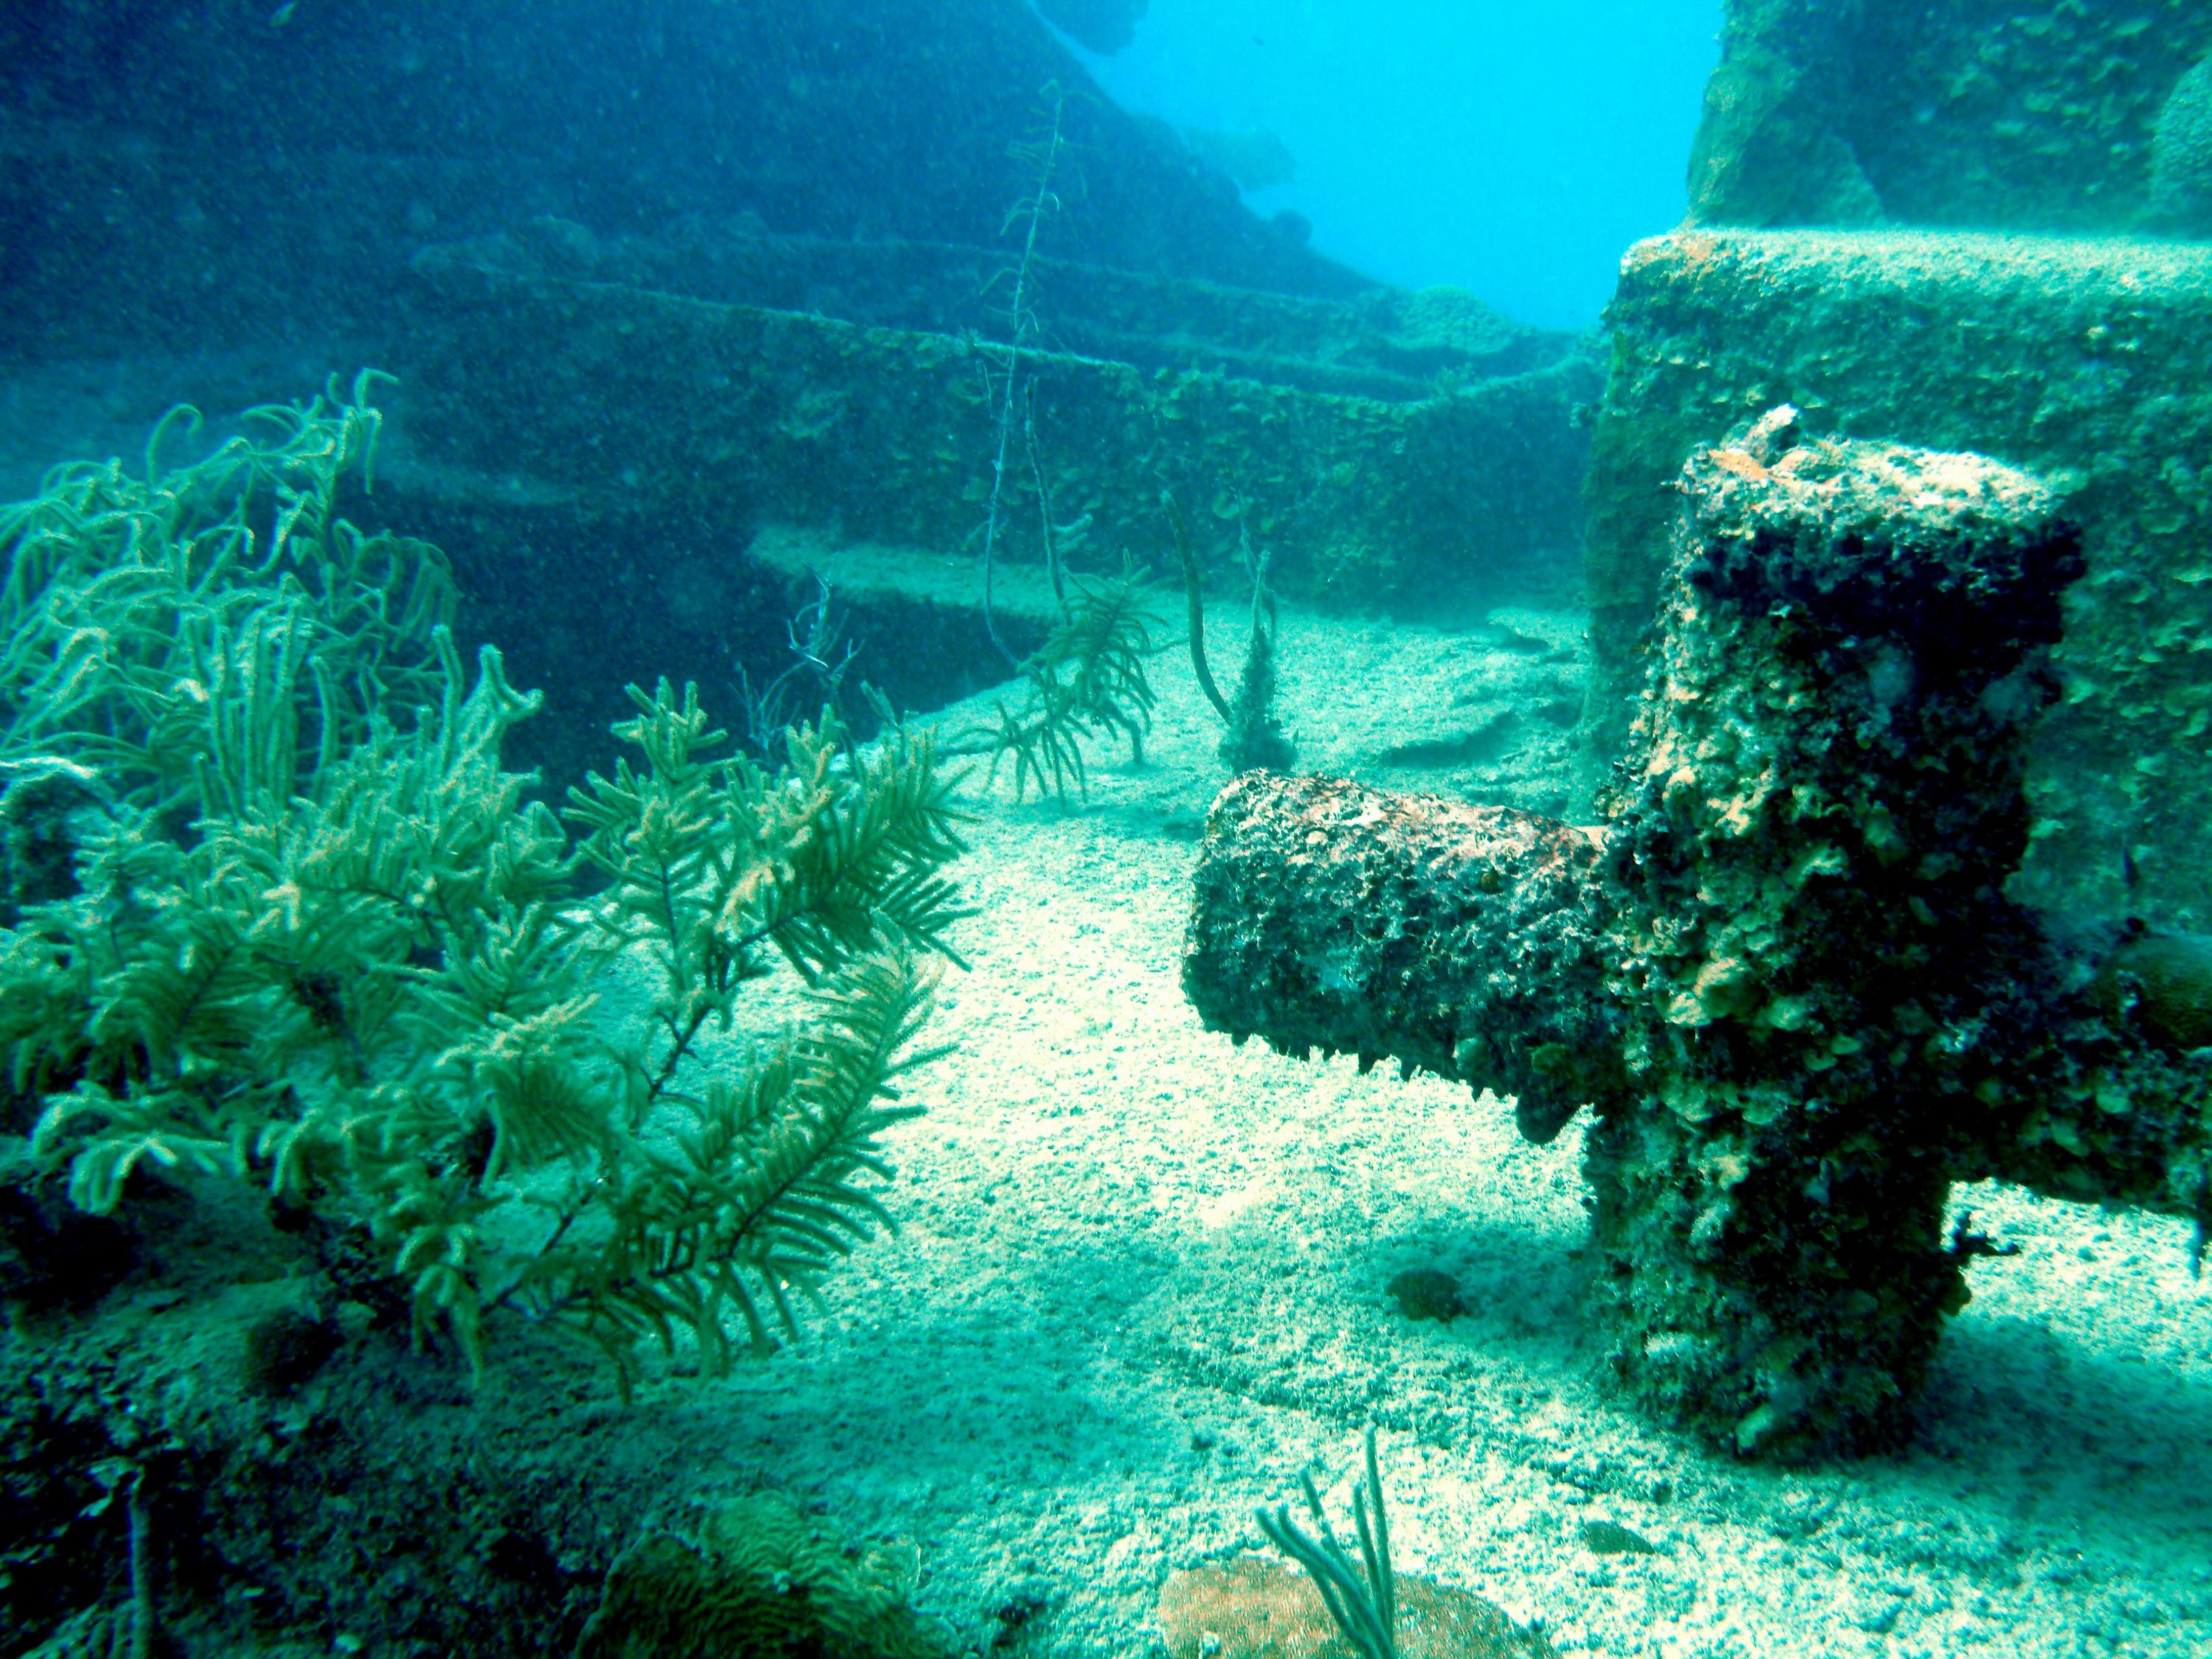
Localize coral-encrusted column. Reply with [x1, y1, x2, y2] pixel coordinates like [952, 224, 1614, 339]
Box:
[1593, 408, 2084, 1455]
[1184, 410, 2212, 1458]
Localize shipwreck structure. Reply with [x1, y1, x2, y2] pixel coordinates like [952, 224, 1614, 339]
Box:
[1587, 3, 2212, 926]
[1185, 411, 2212, 1458]
[1183, 0, 2212, 1464]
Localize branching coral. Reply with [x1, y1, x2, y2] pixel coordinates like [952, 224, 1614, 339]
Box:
[1256, 1430, 1399, 1659]
[2, 378, 968, 1392]
[947, 556, 1165, 804]
[1166, 490, 1295, 774]
[945, 84, 1169, 805]
[0, 369, 454, 819]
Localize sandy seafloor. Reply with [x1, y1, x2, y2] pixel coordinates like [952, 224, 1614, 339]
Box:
[3, 361, 2210, 1657]
[617, 591, 2212, 1659]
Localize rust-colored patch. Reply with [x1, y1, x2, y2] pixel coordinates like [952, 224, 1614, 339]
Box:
[1705, 447, 1770, 482]
[1672, 230, 1722, 276]
[1156, 1558, 1554, 1659]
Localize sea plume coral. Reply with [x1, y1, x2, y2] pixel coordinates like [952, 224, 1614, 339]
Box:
[3, 378, 969, 1391]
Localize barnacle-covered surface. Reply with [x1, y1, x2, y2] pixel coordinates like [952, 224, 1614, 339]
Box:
[1182, 774, 1610, 1147]
[1686, 0, 2212, 233]
[1596, 420, 2143, 1460]
[1584, 229, 2212, 925]
[1186, 420, 2212, 1464]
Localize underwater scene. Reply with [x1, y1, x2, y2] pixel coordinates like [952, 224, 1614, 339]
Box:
[4, 1, 2212, 1655]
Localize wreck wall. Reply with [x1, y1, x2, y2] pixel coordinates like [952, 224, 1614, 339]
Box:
[1586, 1, 2212, 924]
[1687, 0, 2212, 234]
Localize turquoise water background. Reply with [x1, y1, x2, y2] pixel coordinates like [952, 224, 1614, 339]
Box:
[1071, 0, 1723, 327]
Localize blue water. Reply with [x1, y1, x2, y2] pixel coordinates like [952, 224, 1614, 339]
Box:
[1071, 0, 1722, 328]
